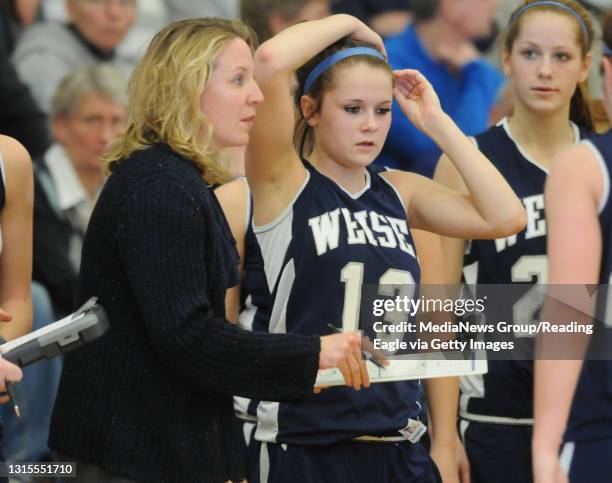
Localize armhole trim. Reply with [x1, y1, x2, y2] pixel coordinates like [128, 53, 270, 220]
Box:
[238, 177, 252, 232]
[379, 174, 407, 214]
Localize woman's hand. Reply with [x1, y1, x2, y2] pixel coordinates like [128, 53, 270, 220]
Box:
[393, 69, 444, 134]
[319, 332, 370, 390]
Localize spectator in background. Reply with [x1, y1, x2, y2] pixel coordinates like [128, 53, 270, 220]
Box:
[165, 0, 239, 21]
[0, 0, 41, 57]
[33, 63, 127, 319]
[331, 0, 410, 38]
[38, 0, 167, 71]
[378, 0, 504, 177]
[11, 0, 136, 114]
[241, 0, 330, 43]
[0, 0, 50, 158]
[0, 59, 49, 158]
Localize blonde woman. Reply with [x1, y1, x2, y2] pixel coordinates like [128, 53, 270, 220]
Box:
[48, 18, 367, 483]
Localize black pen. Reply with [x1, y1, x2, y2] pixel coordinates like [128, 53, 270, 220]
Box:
[5, 380, 20, 418]
[326, 324, 385, 370]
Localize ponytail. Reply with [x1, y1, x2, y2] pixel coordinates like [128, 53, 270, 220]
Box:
[570, 82, 596, 130]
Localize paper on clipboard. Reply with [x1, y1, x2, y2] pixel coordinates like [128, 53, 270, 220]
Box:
[315, 352, 488, 386]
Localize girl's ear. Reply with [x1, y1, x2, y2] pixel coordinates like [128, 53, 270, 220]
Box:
[300, 95, 320, 127]
[579, 52, 592, 83]
[502, 49, 512, 77]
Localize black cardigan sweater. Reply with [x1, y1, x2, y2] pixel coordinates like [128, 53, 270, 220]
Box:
[49, 145, 320, 482]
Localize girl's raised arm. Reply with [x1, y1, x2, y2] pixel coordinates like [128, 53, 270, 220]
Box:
[247, 15, 383, 225]
[383, 70, 525, 240]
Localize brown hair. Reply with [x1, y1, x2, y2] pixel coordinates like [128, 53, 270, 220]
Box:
[104, 18, 258, 185]
[503, 0, 596, 130]
[294, 38, 392, 157]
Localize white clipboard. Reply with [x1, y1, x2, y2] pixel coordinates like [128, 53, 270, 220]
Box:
[316, 352, 488, 386]
[0, 297, 109, 367]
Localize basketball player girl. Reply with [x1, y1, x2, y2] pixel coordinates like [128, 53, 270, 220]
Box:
[217, 179, 473, 483]
[237, 13, 525, 482]
[434, 1, 597, 482]
[532, 13, 612, 483]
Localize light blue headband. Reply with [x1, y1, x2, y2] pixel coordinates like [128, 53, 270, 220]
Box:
[509, 1, 589, 41]
[303, 47, 387, 95]
[604, 44, 612, 57]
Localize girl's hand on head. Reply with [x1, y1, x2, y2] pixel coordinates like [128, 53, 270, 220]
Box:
[351, 20, 386, 57]
[393, 69, 444, 133]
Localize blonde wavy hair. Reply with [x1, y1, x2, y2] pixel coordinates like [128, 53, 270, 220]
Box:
[104, 17, 258, 184]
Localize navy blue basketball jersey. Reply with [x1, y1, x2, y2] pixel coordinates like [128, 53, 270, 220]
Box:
[254, 161, 422, 445]
[460, 118, 589, 422]
[566, 132, 612, 443]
